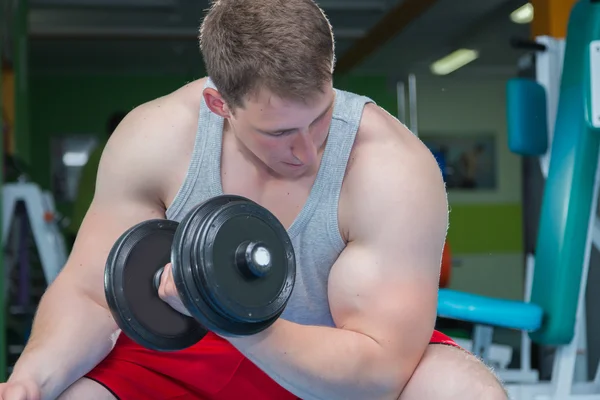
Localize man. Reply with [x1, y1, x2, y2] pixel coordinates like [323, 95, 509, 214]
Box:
[0, 1, 507, 399]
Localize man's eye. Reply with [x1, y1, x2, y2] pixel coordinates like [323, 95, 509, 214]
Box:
[273, 130, 294, 136]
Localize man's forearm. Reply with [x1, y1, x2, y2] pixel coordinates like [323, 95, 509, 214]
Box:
[227, 319, 406, 400]
[10, 283, 119, 400]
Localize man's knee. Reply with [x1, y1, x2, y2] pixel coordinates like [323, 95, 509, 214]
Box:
[58, 377, 116, 400]
[400, 343, 508, 400]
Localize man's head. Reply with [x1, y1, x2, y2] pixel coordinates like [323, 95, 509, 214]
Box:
[200, 0, 335, 110]
[199, 0, 336, 177]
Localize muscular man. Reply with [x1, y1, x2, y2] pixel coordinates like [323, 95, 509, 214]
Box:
[1, 1, 507, 399]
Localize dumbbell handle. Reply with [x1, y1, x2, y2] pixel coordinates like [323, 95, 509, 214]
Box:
[153, 267, 165, 292]
[236, 241, 272, 278]
[152, 241, 272, 292]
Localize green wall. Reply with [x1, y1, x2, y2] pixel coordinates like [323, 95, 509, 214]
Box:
[30, 74, 198, 189]
[447, 204, 522, 253]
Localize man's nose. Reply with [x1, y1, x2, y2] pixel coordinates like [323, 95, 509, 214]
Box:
[292, 130, 317, 165]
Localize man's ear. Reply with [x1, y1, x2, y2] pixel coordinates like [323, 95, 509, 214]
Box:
[203, 88, 232, 118]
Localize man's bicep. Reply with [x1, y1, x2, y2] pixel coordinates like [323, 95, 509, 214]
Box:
[327, 225, 441, 347]
[328, 136, 448, 356]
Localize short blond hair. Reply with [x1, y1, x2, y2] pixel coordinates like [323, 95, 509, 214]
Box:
[199, 0, 335, 109]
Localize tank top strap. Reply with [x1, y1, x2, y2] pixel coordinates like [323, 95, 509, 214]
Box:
[286, 88, 375, 239]
[166, 78, 223, 219]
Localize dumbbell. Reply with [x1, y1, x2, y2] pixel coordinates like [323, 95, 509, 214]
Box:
[104, 195, 296, 351]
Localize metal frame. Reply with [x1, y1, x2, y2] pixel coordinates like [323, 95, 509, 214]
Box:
[504, 162, 600, 397]
[395, 74, 419, 136]
[590, 40, 600, 129]
[535, 36, 566, 178]
[2, 182, 67, 287]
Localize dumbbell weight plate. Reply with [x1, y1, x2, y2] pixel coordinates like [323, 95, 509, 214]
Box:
[104, 219, 208, 351]
[172, 195, 296, 337]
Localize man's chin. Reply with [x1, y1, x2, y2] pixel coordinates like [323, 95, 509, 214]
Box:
[270, 162, 307, 177]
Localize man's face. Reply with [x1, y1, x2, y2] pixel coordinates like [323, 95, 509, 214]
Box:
[227, 84, 335, 178]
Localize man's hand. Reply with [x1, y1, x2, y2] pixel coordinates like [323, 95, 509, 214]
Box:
[0, 379, 41, 400]
[157, 263, 191, 317]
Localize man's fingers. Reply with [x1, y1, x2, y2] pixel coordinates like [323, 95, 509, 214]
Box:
[3, 384, 28, 400]
[158, 264, 171, 300]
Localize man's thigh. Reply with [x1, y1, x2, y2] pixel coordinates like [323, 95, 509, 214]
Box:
[400, 343, 508, 400]
[58, 378, 117, 400]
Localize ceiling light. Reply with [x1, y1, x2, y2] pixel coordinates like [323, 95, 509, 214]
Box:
[430, 49, 479, 76]
[511, 3, 534, 24]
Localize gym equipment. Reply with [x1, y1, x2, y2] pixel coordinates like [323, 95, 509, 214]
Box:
[506, 78, 548, 156]
[3, 182, 68, 291]
[105, 194, 296, 351]
[2, 181, 68, 376]
[437, 1, 600, 398]
[396, 74, 419, 137]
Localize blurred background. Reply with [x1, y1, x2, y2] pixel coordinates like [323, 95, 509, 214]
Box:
[1, 0, 590, 388]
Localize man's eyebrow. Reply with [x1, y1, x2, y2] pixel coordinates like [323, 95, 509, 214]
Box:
[260, 97, 335, 134]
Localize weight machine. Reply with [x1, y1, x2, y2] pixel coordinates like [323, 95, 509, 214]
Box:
[3, 181, 68, 291]
[2, 179, 68, 374]
[436, 0, 600, 398]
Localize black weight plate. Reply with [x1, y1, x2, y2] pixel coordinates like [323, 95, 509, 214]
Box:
[172, 196, 254, 336]
[171, 196, 235, 335]
[105, 219, 208, 351]
[173, 195, 296, 337]
[200, 200, 296, 323]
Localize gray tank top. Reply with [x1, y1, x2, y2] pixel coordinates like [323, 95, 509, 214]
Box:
[166, 79, 374, 328]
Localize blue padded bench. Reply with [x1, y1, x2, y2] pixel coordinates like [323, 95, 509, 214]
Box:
[437, 289, 544, 362]
[437, 289, 543, 332]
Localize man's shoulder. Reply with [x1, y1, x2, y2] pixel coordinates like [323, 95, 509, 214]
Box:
[99, 78, 208, 198]
[339, 103, 448, 240]
[348, 103, 442, 182]
[109, 78, 206, 151]
[127, 78, 206, 130]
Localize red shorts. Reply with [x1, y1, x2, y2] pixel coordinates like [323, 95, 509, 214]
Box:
[86, 330, 460, 400]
